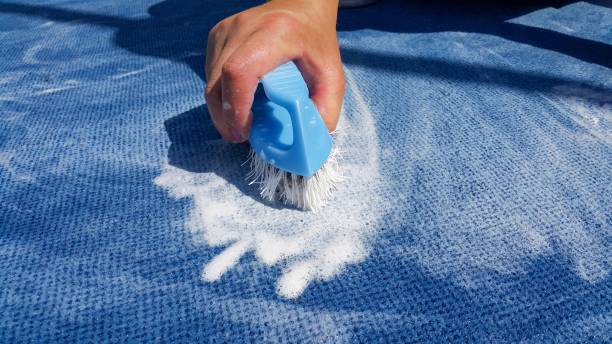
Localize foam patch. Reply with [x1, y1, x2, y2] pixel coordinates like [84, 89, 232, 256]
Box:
[155, 69, 387, 298]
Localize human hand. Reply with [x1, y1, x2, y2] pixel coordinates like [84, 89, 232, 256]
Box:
[204, 0, 345, 143]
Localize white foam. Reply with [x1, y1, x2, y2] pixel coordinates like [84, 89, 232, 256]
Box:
[202, 239, 251, 282]
[155, 68, 386, 298]
[246, 146, 342, 211]
[551, 85, 612, 145]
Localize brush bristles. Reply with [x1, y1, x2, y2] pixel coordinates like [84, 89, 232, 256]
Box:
[246, 147, 342, 211]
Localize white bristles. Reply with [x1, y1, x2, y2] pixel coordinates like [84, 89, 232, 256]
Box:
[246, 147, 342, 211]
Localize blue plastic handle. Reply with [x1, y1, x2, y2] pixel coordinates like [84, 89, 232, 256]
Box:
[249, 62, 332, 177]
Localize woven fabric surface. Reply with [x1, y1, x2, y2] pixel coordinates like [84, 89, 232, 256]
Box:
[0, 0, 611, 342]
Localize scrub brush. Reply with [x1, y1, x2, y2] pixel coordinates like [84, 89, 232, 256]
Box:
[247, 61, 341, 211]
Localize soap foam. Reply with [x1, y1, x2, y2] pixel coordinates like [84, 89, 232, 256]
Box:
[545, 85, 612, 145]
[155, 68, 386, 298]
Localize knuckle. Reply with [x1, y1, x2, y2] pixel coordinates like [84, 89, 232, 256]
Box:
[208, 26, 218, 39]
[209, 19, 228, 36]
[221, 60, 245, 80]
[265, 12, 298, 30]
[232, 12, 251, 27]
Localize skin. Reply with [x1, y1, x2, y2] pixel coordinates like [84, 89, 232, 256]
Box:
[205, 0, 345, 143]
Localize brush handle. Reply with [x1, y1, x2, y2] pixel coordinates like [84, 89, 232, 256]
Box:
[249, 62, 332, 177]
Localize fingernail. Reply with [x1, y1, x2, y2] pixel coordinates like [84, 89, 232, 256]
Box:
[231, 128, 242, 142]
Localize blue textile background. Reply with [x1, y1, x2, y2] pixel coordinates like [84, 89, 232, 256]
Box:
[1, 0, 611, 342]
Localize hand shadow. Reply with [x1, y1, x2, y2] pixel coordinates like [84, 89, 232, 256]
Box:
[163, 105, 289, 209]
[1, 0, 609, 93]
[0, 0, 258, 81]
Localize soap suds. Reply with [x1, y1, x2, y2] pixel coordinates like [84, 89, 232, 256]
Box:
[551, 85, 612, 144]
[111, 68, 149, 80]
[387, 84, 612, 289]
[202, 239, 251, 282]
[22, 21, 78, 65]
[246, 145, 342, 211]
[155, 68, 386, 298]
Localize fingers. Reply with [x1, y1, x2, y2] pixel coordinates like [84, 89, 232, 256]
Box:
[204, 82, 235, 142]
[296, 56, 345, 132]
[220, 32, 299, 142]
[205, 16, 254, 142]
[209, 54, 344, 140]
[205, 8, 344, 141]
[206, 25, 296, 142]
[307, 68, 345, 132]
[219, 59, 258, 142]
[205, 22, 236, 141]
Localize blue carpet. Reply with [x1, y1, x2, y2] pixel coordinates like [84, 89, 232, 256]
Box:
[0, 0, 611, 342]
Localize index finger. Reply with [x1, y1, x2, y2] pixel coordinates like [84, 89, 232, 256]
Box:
[220, 30, 299, 141]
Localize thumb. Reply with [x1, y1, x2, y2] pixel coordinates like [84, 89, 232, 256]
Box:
[298, 64, 346, 132]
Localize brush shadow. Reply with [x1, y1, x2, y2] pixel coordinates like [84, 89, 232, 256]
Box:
[163, 105, 292, 210]
[0, 0, 258, 81]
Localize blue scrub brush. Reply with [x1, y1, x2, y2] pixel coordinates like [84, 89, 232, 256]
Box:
[247, 61, 341, 211]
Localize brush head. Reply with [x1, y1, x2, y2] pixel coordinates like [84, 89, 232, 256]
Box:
[247, 61, 340, 210]
[247, 145, 341, 211]
[249, 62, 333, 178]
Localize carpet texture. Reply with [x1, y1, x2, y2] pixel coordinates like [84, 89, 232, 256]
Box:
[1, 0, 611, 342]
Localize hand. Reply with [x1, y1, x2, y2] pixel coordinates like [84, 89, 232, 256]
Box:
[204, 0, 345, 143]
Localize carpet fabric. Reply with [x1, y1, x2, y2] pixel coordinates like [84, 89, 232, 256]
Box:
[1, 0, 611, 342]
